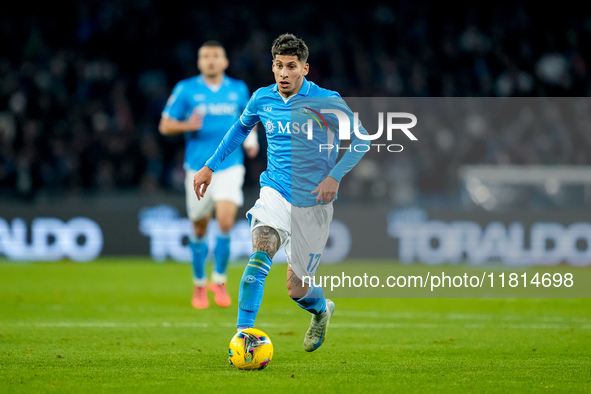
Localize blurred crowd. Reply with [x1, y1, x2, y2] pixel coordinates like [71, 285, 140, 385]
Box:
[1, 1, 590, 204]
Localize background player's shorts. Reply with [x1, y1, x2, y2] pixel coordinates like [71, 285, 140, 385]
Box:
[246, 186, 333, 280]
[185, 165, 245, 221]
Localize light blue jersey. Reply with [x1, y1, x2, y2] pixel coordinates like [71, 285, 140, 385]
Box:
[162, 75, 251, 171]
[205, 78, 369, 207]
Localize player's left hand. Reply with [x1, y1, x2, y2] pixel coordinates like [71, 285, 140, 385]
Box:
[311, 176, 339, 203]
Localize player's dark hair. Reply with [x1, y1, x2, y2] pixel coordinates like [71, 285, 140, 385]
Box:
[200, 40, 224, 50]
[271, 33, 309, 63]
[198, 40, 226, 58]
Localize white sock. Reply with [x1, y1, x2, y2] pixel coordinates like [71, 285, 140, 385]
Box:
[211, 271, 227, 285]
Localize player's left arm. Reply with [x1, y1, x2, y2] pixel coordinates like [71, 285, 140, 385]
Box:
[311, 176, 340, 204]
[312, 96, 371, 204]
[159, 82, 202, 135]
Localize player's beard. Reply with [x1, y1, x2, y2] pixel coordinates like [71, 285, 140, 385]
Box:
[204, 71, 222, 79]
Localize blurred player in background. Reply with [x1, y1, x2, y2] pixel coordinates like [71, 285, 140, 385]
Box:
[159, 41, 258, 309]
[193, 34, 369, 351]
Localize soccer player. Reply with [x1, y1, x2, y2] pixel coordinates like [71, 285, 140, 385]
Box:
[193, 34, 369, 351]
[159, 40, 259, 309]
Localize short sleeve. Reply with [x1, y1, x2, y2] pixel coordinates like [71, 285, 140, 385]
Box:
[162, 83, 188, 121]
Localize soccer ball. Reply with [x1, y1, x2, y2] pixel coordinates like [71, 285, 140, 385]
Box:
[228, 328, 273, 370]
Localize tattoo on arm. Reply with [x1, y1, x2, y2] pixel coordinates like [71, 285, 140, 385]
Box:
[252, 226, 280, 259]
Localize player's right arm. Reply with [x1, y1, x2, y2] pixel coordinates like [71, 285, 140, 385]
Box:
[193, 166, 213, 200]
[193, 120, 254, 200]
[158, 112, 202, 135]
[159, 81, 202, 135]
[194, 89, 261, 199]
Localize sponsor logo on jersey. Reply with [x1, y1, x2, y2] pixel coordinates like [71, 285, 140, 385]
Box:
[194, 102, 238, 116]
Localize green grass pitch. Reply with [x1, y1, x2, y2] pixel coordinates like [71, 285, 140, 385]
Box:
[1, 259, 590, 393]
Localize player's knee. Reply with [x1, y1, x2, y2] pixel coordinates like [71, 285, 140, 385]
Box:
[193, 218, 209, 237]
[193, 227, 207, 237]
[217, 218, 235, 232]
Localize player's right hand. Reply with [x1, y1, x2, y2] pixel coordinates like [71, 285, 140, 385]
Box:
[193, 166, 213, 200]
[187, 110, 203, 131]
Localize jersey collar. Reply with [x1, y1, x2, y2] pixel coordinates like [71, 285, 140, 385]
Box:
[197, 75, 227, 91]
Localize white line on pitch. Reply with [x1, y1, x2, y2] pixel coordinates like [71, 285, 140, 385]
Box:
[1, 321, 590, 330]
[337, 310, 591, 323]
